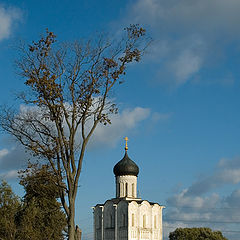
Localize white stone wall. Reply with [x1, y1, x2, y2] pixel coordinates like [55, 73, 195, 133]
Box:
[94, 199, 164, 240]
[116, 175, 137, 198]
[128, 201, 164, 240]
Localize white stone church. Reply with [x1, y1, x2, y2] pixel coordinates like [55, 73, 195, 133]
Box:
[93, 138, 164, 240]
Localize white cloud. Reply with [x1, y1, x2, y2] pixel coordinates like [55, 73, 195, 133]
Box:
[0, 5, 22, 41]
[0, 145, 29, 172]
[128, 0, 240, 37]
[118, 0, 240, 86]
[170, 49, 202, 84]
[186, 157, 240, 196]
[165, 189, 240, 239]
[89, 107, 151, 148]
[164, 157, 240, 239]
[18, 104, 152, 149]
[0, 148, 8, 159]
[0, 169, 18, 180]
[0, 106, 161, 177]
[0, 146, 24, 181]
[225, 189, 240, 208]
[167, 189, 220, 209]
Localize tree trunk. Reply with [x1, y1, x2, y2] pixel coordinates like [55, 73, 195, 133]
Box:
[68, 200, 76, 240]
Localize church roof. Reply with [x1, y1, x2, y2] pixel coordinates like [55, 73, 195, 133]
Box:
[113, 151, 139, 176]
[94, 198, 163, 208]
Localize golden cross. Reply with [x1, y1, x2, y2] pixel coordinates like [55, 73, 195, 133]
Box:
[124, 137, 129, 151]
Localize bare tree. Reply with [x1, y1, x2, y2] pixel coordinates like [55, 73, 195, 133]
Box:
[0, 25, 149, 240]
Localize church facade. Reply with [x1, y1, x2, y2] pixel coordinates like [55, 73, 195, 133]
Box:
[93, 138, 164, 240]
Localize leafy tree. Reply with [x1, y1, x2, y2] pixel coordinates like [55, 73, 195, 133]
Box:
[16, 164, 67, 240]
[0, 24, 149, 239]
[169, 227, 228, 240]
[0, 180, 20, 240]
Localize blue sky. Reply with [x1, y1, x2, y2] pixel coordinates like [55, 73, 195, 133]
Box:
[1, 0, 240, 239]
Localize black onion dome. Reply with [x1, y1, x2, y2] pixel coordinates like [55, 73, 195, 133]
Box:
[113, 151, 139, 176]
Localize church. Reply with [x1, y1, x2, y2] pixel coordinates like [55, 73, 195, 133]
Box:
[93, 138, 164, 240]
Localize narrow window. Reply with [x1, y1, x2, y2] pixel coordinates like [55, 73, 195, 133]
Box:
[120, 182, 124, 196]
[132, 183, 135, 197]
[122, 213, 126, 227]
[132, 213, 134, 227]
[110, 214, 112, 228]
[143, 214, 146, 228]
[110, 214, 115, 228]
[98, 215, 101, 229]
[125, 183, 128, 197]
[118, 183, 120, 197]
[154, 215, 157, 228]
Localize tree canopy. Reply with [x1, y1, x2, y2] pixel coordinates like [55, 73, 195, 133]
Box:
[0, 24, 149, 239]
[16, 164, 67, 240]
[0, 165, 67, 240]
[0, 181, 20, 240]
[169, 227, 228, 240]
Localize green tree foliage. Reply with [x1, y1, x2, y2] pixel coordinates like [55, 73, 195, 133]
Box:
[169, 227, 228, 240]
[16, 164, 67, 240]
[0, 180, 20, 240]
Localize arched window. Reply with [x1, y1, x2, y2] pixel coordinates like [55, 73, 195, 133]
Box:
[125, 183, 128, 197]
[132, 213, 134, 227]
[132, 183, 135, 197]
[143, 214, 146, 228]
